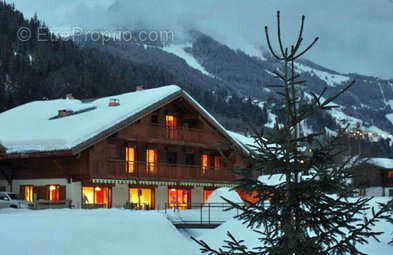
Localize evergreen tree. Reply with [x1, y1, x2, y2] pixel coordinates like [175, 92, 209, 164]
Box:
[194, 11, 393, 255]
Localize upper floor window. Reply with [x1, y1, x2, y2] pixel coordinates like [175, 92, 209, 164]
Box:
[214, 156, 221, 170]
[146, 149, 157, 173]
[185, 153, 195, 165]
[126, 147, 136, 173]
[167, 151, 177, 164]
[151, 115, 159, 124]
[166, 115, 176, 127]
[202, 154, 209, 173]
[166, 115, 177, 139]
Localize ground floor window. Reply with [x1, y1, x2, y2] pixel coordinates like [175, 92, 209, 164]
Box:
[21, 185, 33, 202]
[48, 185, 60, 201]
[168, 188, 191, 209]
[129, 188, 155, 210]
[203, 188, 215, 203]
[82, 186, 111, 208]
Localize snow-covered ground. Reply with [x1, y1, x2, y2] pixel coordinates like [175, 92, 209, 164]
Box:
[0, 197, 391, 255]
[198, 197, 393, 254]
[0, 209, 198, 255]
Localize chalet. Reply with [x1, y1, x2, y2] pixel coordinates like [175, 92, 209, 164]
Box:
[352, 158, 393, 197]
[0, 85, 250, 209]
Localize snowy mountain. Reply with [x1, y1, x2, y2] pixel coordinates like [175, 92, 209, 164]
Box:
[74, 31, 393, 138]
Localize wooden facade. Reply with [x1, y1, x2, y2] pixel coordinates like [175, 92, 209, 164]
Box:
[0, 94, 246, 208]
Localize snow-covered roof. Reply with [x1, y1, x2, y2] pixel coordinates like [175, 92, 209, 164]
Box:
[0, 85, 245, 155]
[368, 158, 393, 169]
[226, 131, 257, 153]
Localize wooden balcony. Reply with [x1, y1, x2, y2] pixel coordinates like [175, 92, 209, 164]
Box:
[121, 124, 221, 147]
[92, 160, 237, 183]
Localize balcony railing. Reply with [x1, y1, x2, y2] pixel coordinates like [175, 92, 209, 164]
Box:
[93, 160, 237, 183]
[128, 124, 219, 145]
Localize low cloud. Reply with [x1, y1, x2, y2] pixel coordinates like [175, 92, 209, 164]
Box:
[11, 0, 393, 79]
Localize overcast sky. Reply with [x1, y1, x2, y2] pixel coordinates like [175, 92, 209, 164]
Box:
[10, 0, 393, 79]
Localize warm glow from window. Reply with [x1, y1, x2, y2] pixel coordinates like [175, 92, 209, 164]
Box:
[165, 115, 176, 127]
[202, 154, 209, 173]
[146, 149, 157, 173]
[387, 171, 393, 178]
[126, 147, 135, 173]
[48, 185, 60, 201]
[165, 115, 177, 139]
[168, 188, 190, 209]
[82, 186, 110, 208]
[203, 189, 215, 203]
[129, 188, 154, 209]
[23, 186, 33, 202]
[214, 156, 221, 170]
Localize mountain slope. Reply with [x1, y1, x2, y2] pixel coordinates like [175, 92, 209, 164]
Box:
[75, 30, 393, 137]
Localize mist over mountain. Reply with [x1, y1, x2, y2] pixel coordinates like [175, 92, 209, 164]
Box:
[12, 0, 393, 79]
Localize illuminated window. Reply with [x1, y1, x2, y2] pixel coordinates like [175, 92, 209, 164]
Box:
[22, 186, 33, 202]
[129, 188, 155, 209]
[146, 149, 157, 173]
[48, 185, 60, 201]
[126, 147, 136, 173]
[165, 115, 176, 127]
[82, 186, 110, 208]
[387, 171, 393, 179]
[214, 156, 221, 170]
[168, 188, 190, 209]
[202, 154, 209, 173]
[203, 188, 215, 203]
[165, 115, 176, 139]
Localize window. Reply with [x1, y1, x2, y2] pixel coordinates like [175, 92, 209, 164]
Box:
[389, 189, 393, 197]
[167, 151, 177, 164]
[129, 188, 155, 209]
[214, 156, 221, 170]
[387, 171, 393, 179]
[168, 188, 190, 209]
[203, 188, 215, 203]
[165, 115, 176, 139]
[151, 115, 159, 124]
[48, 185, 60, 201]
[185, 153, 195, 165]
[126, 147, 136, 173]
[82, 186, 111, 208]
[22, 186, 33, 202]
[202, 154, 209, 173]
[166, 115, 176, 127]
[146, 149, 157, 173]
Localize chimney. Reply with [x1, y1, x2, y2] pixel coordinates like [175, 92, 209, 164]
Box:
[66, 93, 74, 100]
[109, 98, 120, 107]
[136, 85, 144, 91]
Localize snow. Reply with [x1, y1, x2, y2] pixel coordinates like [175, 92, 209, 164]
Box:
[0, 209, 197, 255]
[198, 197, 393, 254]
[163, 43, 215, 77]
[226, 130, 256, 153]
[258, 174, 286, 186]
[0, 85, 181, 153]
[206, 187, 243, 204]
[368, 157, 393, 169]
[295, 63, 350, 87]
